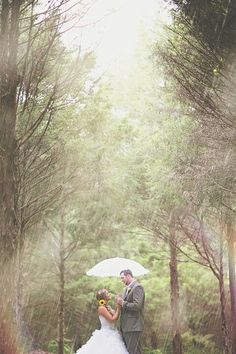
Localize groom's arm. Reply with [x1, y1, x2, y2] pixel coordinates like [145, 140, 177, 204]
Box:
[122, 285, 144, 312]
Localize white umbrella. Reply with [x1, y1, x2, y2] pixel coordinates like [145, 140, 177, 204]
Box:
[86, 257, 150, 277]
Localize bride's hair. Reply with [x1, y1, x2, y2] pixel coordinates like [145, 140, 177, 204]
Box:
[96, 289, 108, 301]
[96, 289, 114, 315]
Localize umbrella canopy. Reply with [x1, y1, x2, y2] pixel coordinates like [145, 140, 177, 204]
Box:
[86, 257, 150, 277]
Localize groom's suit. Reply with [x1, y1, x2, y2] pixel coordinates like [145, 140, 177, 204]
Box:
[120, 280, 145, 354]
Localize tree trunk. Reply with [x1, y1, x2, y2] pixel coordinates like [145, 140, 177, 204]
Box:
[0, 259, 21, 354]
[219, 235, 230, 354]
[58, 211, 65, 354]
[0, 0, 20, 262]
[14, 233, 27, 342]
[0, 2, 22, 353]
[150, 331, 158, 349]
[226, 222, 236, 354]
[169, 214, 183, 354]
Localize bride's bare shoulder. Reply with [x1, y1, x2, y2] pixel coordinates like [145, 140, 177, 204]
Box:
[98, 306, 108, 315]
[98, 306, 116, 322]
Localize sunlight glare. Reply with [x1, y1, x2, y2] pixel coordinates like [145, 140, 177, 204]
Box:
[61, 0, 169, 74]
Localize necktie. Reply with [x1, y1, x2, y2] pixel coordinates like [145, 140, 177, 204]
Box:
[125, 286, 131, 297]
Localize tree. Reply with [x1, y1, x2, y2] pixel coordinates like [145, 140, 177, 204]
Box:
[158, 1, 236, 351]
[178, 211, 230, 353]
[0, 1, 94, 352]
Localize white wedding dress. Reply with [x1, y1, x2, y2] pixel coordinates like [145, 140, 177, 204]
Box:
[76, 315, 129, 354]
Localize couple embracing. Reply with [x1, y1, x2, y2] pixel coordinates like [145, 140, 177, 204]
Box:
[76, 269, 145, 354]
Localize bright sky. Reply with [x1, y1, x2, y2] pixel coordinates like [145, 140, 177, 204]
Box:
[62, 0, 171, 74]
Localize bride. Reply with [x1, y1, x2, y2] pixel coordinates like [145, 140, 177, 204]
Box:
[75, 288, 129, 354]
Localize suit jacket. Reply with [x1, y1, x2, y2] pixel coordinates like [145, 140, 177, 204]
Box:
[120, 280, 145, 333]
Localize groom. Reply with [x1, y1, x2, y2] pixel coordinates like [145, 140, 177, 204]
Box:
[116, 269, 145, 354]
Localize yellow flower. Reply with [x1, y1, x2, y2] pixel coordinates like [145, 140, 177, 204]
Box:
[99, 299, 106, 306]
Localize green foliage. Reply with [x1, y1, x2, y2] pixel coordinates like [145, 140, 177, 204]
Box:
[48, 339, 72, 354]
[143, 349, 163, 354]
[169, 0, 236, 51]
[182, 331, 220, 354]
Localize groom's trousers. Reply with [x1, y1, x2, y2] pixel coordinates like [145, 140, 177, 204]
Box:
[122, 331, 142, 354]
